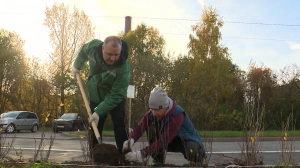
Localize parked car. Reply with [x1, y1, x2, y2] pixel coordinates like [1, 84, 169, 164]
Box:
[52, 113, 88, 133]
[0, 111, 39, 133]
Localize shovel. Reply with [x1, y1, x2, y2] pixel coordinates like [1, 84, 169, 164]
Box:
[75, 73, 102, 144]
[76, 73, 123, 165]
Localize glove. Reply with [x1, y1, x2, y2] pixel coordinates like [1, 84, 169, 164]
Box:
[122, 138, 134, 153]
[89, 112, 99, 126]
[72, 66, 80, 78]
[125, 151, 143, 163]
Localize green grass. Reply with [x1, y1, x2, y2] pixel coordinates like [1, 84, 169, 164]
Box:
[68, 130, 115, 136]
[199, 130, 300, 137]
[40, 127, 300, 137]
[38, 127, 53, 132]
[69, 130, 300, 137]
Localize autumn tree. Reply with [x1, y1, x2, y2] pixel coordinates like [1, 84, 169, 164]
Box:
[0, 29, 27, 112]
[246, 61, 277, 106]
[44, 3, 94, 114]
[168, 54, 191, 107]
[120, 23, 171, 126]
[230, 68, 247, 108]
[267, 64, 300, 129]
[185, 6, 236, 130]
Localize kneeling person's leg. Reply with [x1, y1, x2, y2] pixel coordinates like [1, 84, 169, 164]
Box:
[168, 137, 204, 163]
[185, 141, 204, 163]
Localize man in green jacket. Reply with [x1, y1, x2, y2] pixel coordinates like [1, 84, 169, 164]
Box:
[72, 36, 130, 154]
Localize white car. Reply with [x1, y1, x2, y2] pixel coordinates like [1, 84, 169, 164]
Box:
[0, 111, 39, 133]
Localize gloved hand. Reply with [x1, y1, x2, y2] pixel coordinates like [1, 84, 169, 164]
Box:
[89, 112, 99, 126]
[72, 66, 80, 78]
[125, 151, 143, 163]
[122, 138, 134, 153]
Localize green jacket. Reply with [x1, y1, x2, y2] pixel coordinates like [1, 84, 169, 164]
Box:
[73, 39, 130, 117]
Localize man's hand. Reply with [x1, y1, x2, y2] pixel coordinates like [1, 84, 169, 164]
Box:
[125, 151, 143, 163]
[72, 66, 80, 78]
[89, 112, 99, 126]
[122, 138, 134, 153]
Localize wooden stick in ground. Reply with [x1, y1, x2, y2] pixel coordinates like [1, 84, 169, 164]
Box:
[76, 73, 102, 144]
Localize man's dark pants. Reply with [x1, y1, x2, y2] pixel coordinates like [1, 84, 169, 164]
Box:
[148, 123, 204, 163]
[89, 99, 128, 154]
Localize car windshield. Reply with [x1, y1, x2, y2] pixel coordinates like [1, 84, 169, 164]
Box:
[59, 113, 77, 120]
[0, 112, 20, 118]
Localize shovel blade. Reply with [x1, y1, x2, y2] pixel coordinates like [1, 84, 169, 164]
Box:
[97, 137, 102, 144]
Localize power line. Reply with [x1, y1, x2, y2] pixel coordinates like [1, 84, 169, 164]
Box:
[90, 15, 300, 27]
[2, 12, 299, 42]
[88, 15, 124, 18]
[224, 21, 300, 27]
[1, 12, 300, 27]
[162, 33, 300, 42]
[132, 16, 300, 27]
[223, 36, 300, 42]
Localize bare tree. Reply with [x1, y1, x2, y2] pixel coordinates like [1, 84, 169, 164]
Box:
[44, 3, 94, 114]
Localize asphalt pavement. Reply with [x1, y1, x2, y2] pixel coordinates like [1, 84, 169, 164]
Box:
[61, 132, 300, 166]
[2, 131, 300, 167]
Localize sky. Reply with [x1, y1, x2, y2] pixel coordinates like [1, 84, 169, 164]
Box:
[1, 0, 300, 72]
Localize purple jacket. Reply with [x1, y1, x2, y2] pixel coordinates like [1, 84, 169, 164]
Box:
[130, 98, 184, 155]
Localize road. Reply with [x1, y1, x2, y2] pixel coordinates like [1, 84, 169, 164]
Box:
[1, 131, 299, 166]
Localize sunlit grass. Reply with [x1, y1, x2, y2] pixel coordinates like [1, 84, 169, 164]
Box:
[71, 130, 300, 137]
[199, 130, 300, 137]
[40, 127, 300, 137]
[68, 130, 115, 136]
[37, 126, 52, 131]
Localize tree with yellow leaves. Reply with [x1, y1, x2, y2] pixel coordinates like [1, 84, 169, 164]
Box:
[0, 29, 27, 112]
[185, 6, 236, 130]
[44, 3, 94, 114]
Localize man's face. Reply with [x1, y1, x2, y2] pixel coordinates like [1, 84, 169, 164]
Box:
[102, 42, 121, 65]
[151, 107, 168, 120]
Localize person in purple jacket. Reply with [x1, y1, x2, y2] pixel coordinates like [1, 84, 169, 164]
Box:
[123, 87, 205, 166]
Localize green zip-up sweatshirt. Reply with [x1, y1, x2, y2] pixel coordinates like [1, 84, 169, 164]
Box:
[73, 39, 130, 117]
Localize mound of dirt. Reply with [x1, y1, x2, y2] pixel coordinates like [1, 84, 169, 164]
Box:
[92, 143, 119, 165]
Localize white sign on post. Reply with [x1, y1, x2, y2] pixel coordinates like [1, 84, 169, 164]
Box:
[127, 85, 135, 98]
[127, 85, 135, 132]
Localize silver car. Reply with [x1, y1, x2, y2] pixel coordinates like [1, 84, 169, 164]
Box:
[0, 111, 39, 133]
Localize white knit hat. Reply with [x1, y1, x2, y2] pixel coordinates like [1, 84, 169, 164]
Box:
[149, 87, 169, 109]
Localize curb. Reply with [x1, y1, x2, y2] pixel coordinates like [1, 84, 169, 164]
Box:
[61, 132, 300, 142]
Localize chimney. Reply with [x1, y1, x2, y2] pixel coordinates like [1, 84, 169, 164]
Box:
[125, 16, 132, 35]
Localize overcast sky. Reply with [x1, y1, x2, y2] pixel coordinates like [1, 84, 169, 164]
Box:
[1, 0, 299, 72]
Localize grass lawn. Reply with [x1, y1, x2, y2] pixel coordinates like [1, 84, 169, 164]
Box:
[38, 127, 53, 132]
[40, 127, 300, 137]
[67, 130, 115, 136]
[200, 130, 300, 137]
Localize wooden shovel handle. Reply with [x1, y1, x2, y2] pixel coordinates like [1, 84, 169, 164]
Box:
[76, 73, 102, 144]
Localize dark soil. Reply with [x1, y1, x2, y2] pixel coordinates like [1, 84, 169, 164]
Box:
[92, 143, 132, 166]
[92, 143, 120, 165]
